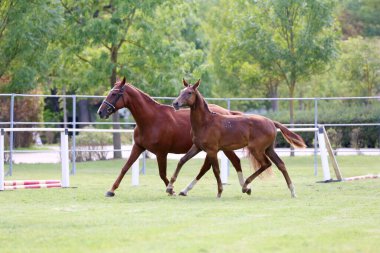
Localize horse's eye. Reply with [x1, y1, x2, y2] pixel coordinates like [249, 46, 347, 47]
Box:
[188, 92, 192, 95]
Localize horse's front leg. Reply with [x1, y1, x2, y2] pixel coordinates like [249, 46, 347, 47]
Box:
[208, 152, 223, 198]
[166, 144, 201, 195]
[179, 156, 212, 196]
[106, 144, 145, 197]
[156, 154, 169, 186]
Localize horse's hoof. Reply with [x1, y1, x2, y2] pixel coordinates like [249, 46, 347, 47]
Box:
[179, 192, 187, 196]
[242, 187, 248, 194]
[105, 191, 115, 197]
[216, 193, 222, 198]
[246, 188, 252, 195]
[166, 188, 175, 195]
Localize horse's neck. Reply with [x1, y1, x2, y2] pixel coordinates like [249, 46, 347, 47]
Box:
[124, 86, 160, 127]
[190, 92, 212, 131]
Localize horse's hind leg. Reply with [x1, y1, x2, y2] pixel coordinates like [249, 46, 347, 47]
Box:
[242, 150, 271, 194]
[266, 146, 296, 198]
[106, 144, 145, 197]
[223, 151, 251, 195]
[208, 153, 223, 198]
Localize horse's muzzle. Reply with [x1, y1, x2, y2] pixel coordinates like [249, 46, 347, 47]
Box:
[97, 110, 110, 119]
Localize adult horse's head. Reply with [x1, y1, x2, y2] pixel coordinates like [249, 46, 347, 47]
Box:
[97, 77, 127, 119]
[172, 79, 201, 110]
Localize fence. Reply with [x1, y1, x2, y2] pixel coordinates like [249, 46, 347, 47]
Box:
[1, 93, 380, 178]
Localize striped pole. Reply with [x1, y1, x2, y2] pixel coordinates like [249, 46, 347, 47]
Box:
[4, 180, 60, 186]
[4, 183, 61, 190]
[344, 174, 380, 181]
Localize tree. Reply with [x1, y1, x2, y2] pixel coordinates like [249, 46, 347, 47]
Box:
[60, 0, 165, 158]
[0, 1, 63, 92]
[202, 0, 272, 112]
[117, 1, 207, 97]
[339, 0, 380, 37]
[336, 37, 380, 97]
[239, 0, 339, 124]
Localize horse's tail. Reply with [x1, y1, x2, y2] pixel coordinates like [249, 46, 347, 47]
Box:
[273, 121, 307, 148]
[245, 148, 274, 178]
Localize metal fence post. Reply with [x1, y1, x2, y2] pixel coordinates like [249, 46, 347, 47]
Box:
[71, 96, 76, 174]
[314, 98, 319, 176]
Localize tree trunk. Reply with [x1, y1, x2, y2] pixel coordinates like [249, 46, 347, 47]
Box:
[78, 99, 90, 127]
[289, 82, 295, 157]
[111, 46, 122, 159]
[268, 78, 279, 112]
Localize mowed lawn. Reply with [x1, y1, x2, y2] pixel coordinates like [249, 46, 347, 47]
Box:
[1, 155, 379, 253]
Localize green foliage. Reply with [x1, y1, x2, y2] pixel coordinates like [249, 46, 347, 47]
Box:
[57, 0, 206, 97]
[202, 0, 339, 119]
[339, 0, 380, 37]
[243, 0, 339, 91]
[0, 1, 63, 92]
[336, 37, 380, 96]
[121, 1, 207, 96]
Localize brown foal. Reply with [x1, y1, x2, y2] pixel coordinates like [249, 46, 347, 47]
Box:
[97, 77, 251, 197]
[166, 79, 306, 198]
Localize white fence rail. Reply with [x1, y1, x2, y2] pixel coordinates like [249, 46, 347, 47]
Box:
[0, 128, 140, 191]
[2, 126, 342, 189]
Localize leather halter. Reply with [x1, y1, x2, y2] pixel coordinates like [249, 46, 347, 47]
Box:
[101, 85, 126, 114]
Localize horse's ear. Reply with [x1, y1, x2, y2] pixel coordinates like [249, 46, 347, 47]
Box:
[193, 79, 201, 90]
[183, 78, 189, 87]
[121, 77, 126, 85]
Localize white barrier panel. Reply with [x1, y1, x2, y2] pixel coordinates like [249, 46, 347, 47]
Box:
[318, 127, 331, 181]
[132, 158, 139, 186]
[60, 130, 70, 188]
[220, 152, 228, 184]
[0, 130, 4, 191]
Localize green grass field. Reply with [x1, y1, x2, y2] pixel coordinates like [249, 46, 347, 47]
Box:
[1, 156, 380, 253]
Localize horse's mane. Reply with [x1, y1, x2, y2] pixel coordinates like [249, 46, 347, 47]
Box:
[195, 89, 213, 114]
[126, 83, 162, 107]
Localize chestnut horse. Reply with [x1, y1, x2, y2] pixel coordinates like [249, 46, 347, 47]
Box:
[97, 77, 251, 197]
[167, 79, 306, 198]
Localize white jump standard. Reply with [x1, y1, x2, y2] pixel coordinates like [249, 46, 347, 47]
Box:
[0, 128, 70, 191]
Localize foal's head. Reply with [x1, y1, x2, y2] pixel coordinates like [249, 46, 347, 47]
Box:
[97, 77, 127, 119]
[172, 79, 201, 110]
